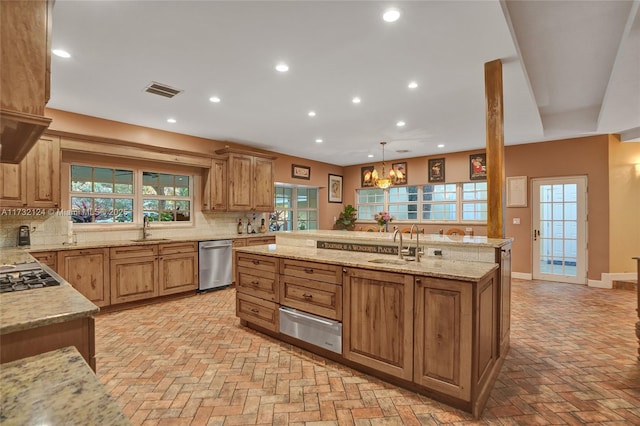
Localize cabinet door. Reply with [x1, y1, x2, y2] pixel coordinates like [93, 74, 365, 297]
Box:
[498, 245, 511, 357]
[0, 161, 26, 207]
[31, 250, 57, 271]
[26, 135, 60, 208]
[343, 267, 414, 380]
[414, 277, 472, 401]
[232, 239, 246, 284]
[58, 248, 110, 307]
[159, 251, 198, 296]
[227, 153, 253, 211]
[210, 158, 227, 211]
[252, 156, 274, 211]
[110, 256, 158, 304]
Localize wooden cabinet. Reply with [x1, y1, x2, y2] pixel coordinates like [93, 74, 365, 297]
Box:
[236, 253, 279, 330]
[497, 244, 512, 357]
[245, 235, 276, 246]
[58, 248, 110, 307]
[158, 242, 198, 296]
[30, 250, 57, 271]
[0, 0, 52, 163]
[0, 135, 60, 207]
[110, 245, 158, 304]
[414, 277, 472, 401]
[203, 158, 227, 211]
[343, 267, 414, 380]
[232, 239, 246, 284]
[215, 148, 276, 212]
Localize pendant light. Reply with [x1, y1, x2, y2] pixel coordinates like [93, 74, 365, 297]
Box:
[367, 142, 401, 189]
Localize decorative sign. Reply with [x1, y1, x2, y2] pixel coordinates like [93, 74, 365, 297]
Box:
[317, 240, 399, 255]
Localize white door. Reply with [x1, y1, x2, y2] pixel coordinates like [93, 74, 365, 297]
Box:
[532, 177, 588, 284]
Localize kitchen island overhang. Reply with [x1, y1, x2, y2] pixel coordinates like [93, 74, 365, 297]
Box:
[234, 231, 512, 418]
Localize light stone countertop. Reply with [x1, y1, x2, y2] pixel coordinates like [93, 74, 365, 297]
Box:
[235, 244, 498, 282]
[277, 229, 513, 248]
[0, 346, 131, 425]
[0, 248, 99, 335]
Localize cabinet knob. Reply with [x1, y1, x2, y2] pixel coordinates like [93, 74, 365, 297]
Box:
[302, 293, 313, 298]
[250, 308, 259, 313]
[415, 278, 421, 284]
[303, 268, 314, 274]
[251, 280, 259, 286]
[252, 260, 259, 265]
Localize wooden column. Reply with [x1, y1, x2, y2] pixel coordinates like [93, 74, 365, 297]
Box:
[484, 59, 505, 239]
[635, 257, 640, 361]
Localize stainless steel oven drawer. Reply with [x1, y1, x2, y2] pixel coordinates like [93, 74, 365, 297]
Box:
[279, 306, 342, 354]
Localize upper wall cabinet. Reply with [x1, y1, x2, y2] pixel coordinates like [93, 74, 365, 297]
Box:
[215, 148, 276, 212]
[0, 135, 60, 208]
[0, 0, 53, 163]
[203, 158, 228, 211]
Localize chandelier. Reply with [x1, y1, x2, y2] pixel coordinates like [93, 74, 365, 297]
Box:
[366, 142, 403, 189]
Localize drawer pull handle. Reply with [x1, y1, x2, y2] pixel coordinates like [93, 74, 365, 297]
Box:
[251, 280, 259, 286]
[252, 260, 260, 265]
[250, 308, 259, 313]
[303, 268, 314, 274]
[302, 293, 313, 298]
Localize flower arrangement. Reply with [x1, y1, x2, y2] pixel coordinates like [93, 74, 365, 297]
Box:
[374, 211, 393, 227]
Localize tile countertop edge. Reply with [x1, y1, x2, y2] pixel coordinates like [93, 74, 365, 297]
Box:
[235, 245, 498, 282]
[0, 346, 131, 425]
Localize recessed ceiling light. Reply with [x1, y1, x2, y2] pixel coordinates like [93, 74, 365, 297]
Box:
[352, 97, 361, 104]
[209, 96, 221, 103]
[396, 121, 406, 127]
[315, 138, 323, 143]
[368, 154, 374, 158]
[52, 49, 71, 58]
[408, 81, 418, 89]
[167, 118, 177, 123]
[437, 144, 445, 148]
[275, 63, 289, 72]
[308, 111, 316, 117]
[383, 8, 401, 23]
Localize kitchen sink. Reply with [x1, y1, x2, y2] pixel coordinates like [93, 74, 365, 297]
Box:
[130, 238, 170, 242]
[367, 258, 411, 265]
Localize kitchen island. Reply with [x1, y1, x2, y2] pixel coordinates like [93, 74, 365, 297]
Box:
[0, 248, 99, 370]
[234, 230, 512, 417]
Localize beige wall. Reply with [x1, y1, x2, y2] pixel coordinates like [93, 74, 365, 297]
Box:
[45, 108, 633, 279]
[608, 135, 640, 273]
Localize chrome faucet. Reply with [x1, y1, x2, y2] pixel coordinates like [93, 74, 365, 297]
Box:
[410, 224, 425, 262]
[142, 215, 151, 240]
[393, 229, 408, 260]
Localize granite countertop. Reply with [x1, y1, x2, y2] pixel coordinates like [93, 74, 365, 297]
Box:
[24, 231, 277, 252]
[278, 229, 513, 248]
[235, 244, 498, 282]
[0, 346, 130, 425]
[0, 249, 99, 335]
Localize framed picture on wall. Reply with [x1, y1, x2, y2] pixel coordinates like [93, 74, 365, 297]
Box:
[291, 164, 311, 180]
[361, 166, 375, 187]
[469, 153, 487, 180]
[428, 158, 445, 182]
[328, 174, 343, 203]
[391, 162, 408, 184]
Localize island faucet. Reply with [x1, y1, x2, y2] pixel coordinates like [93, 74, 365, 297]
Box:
[393, 229, 407, 260]
[410, 224, 425, 262]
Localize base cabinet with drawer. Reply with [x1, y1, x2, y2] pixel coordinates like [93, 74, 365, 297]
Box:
[158, 242, 198, 296]
[58, 248, 110, 307]
[110, 245, 158, 305]
[235, 252, 279, 331]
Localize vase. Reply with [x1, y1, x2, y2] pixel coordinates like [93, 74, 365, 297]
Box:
[379, 224, 387, 232]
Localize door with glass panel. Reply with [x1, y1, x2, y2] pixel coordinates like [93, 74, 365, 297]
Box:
[532, 177, 587, 284]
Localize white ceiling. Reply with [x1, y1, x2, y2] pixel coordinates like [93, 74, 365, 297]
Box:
[48, 0, 640, 166]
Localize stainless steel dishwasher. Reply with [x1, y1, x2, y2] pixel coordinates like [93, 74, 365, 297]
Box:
[198, 240, 232, 291]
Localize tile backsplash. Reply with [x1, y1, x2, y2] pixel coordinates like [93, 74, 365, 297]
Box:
[0, 212, 266, 247]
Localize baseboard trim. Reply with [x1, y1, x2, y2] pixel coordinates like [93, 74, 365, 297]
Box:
[512, 272, 532, 280]
[596, 272, 637, 289]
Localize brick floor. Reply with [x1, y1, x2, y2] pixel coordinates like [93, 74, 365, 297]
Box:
[95, 280, 640, 425]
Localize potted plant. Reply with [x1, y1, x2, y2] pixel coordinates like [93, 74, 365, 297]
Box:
[334, 204, 357, 231]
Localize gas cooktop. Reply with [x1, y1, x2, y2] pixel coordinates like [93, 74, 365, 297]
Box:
[0, 262, 62, 293]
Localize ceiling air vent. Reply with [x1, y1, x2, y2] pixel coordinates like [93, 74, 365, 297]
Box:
[143, 81, 183, 98]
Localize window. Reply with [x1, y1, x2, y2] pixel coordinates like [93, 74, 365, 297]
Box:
[357, 188, 384, 220]
[271, 185, 318, 231]
[356, 182, 486, 223]
[423, 184, 457, 221]
[70, 166, 134, 223]
[142, 172, 191, 222]
[70, 164, 193, 225]
[461, 182, 487, 221]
